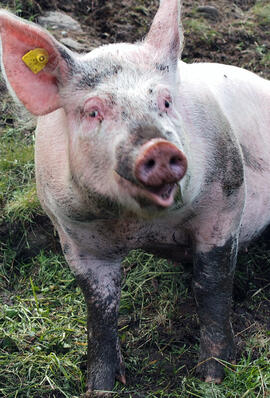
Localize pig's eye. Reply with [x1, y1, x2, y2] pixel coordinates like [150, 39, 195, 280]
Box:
[83, 97, 105, 122]
[164, 100, 170, 109]
[89, 110, 99, 118]
[157, 90, 172, 113]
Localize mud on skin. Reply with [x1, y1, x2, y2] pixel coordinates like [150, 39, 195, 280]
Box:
[75, 263, 124, 391]
[193, 237, 238, 382]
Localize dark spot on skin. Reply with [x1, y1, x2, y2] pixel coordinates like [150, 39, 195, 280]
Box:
[149, 99, 157, 111]
[148, 88, 153, 94]
[115, 141, 136, 185]
[206, 131, 244, 197]
[121, 111, 128, 121]
[78, 62, 123, 89]
[57, 45, 77, 75]
[69, 171, 122, 220]
[114, 168, 134, 185]
[131, 124, 165, 144]
[224, 74, 227, 78]
[86, 191, 122, 219]
[156, 63, 170, 72]
[60, 186, 99, 222]
[166, 131, 173, 138]
[64, 226, 73, 236]
[108, 94, 117, 106]
[240, 144, 264, 172]
[63, 243, 70, 255]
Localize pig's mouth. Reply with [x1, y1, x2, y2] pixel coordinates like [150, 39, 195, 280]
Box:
[114, 170, 177, 208]
[145, 182, 177, 207]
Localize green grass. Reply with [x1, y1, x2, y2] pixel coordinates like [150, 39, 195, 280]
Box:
[0, 253, 86, 398]
[252, 1, 270, 27]
[184, 19, 220, 45]
[0, 124, 41, 224]
[1, 242, 270, 397]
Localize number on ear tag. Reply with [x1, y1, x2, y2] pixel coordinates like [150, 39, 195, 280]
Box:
[22, 48, 49, 74]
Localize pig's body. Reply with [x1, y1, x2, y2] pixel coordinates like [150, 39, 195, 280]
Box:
[36, 60, 270, 254]
[1, 0, 270, 393]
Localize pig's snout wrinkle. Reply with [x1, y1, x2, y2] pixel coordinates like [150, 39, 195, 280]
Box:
[134, 139, 187, 187]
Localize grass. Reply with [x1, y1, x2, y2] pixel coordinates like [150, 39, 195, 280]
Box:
[252, 1, 270, 27]
[0, 253, 86, 398]
[0, 122, 40, 223]
[184, 19, 220, 45]
[1, 245, 270, 397]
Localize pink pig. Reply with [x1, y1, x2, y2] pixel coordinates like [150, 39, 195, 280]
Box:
[1, 0, 270, 394]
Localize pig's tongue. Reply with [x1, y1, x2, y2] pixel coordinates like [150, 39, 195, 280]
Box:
[146, 183, 177, 207]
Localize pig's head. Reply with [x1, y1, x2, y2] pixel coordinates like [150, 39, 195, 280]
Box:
[0, 0, 188, 215]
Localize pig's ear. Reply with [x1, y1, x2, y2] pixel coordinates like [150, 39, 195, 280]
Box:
[0, 11, 75, 115]
[144, 0, 183, 67]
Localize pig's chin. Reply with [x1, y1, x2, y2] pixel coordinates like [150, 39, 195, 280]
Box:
[115, 172, 177, 209]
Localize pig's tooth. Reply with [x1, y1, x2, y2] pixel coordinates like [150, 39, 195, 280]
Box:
[148, 183, 175, 198]
[144, 183, 177, 207]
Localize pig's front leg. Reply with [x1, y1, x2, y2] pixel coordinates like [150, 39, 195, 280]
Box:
[68, 253, 124, 393]
[193, 237, 238, 383]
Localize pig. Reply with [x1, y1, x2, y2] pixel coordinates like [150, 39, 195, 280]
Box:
[1, 0, 270, 394]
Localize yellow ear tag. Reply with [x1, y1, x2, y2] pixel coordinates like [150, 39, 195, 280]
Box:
[22, 48, 49, 74]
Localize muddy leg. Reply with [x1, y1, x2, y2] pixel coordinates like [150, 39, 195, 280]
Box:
[75, 260, 124, 392]
[193, 237, 238, 382]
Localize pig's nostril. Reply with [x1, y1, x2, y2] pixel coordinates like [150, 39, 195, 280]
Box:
[169, 156, 180, 166]
[146, 158, 156, 170]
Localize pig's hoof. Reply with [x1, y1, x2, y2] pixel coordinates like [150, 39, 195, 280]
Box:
[205, 375, 222, 384]
[116, 358, 126, 385]
[196, 332, 235, 383]
[196, 357, 225, 383]
[116, 373, 126, 385]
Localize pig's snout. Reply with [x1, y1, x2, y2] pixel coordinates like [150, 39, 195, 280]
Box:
[133, 139, 187, 207]
[135, 139, 187, 187]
